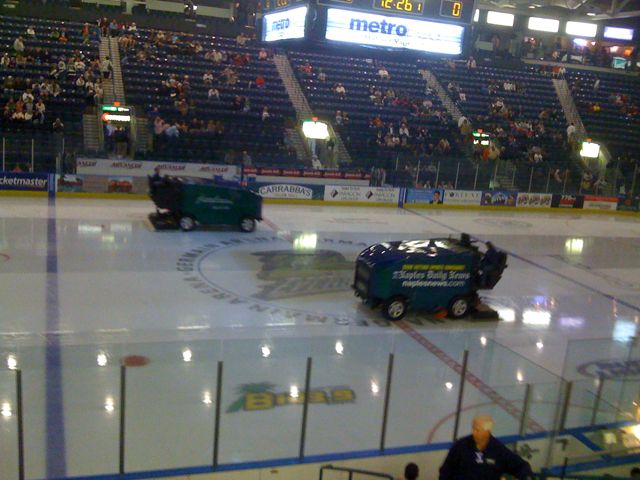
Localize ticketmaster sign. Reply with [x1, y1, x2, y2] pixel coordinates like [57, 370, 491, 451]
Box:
[325, 8, 464, 55]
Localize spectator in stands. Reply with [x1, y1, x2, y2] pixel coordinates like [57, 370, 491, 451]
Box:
[300, 62, 312, 76]
[58, 30, 68, 43]
[34, 99, 45, 124]
[466, 56, 476, 69]
[334, 83, 346, 100]
[52, 117, 64, 133]
[593, 77, 600, 92]
[439, 414, 532, 480]
[165, 122, 180, 138]
[109, 19, 119, 37]
[232, 95, 245, 111]
[235, 32, 248, 46]
[255, 75, 265, 89]
[115, 127, 129, 158]
[566, 122, 576, 143]
[26, 25, 36, 38]
[13, 36, 25, 54]
[581, 170, 593, 190]
[258, 48, 268, 60]
[378, 65, 390, 80]
[101, 56, 113, 79]
[203, 71, 214, 86]
[261, 106, 270, 121]
[208, 87, 220, 101]
[242, 150, 252, 166]
[317, 68, 327, 82]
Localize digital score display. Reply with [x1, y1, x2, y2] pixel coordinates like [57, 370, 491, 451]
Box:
[373, 0, 426, 16]
[440, 0, 463, 18]
[320, 0, 475, 23]
[262, 0, 307, 13]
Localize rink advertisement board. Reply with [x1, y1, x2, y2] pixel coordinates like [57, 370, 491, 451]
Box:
[76, 158, 239, 180]
[617, 195, 640, 212]
[405, 188, 444, 205]
[582, 195, 618, 211]
[516, 193, 552, 208]
[551, 194, 584, 209]
[324, 185, 400, 204]
[248, 182, 324, 200]
[480, 190, 518, 207]
[0, 172, 50, 192]
[442, 190, 482, 206]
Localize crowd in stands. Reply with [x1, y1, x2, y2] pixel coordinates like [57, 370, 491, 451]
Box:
[117, 24, 298, 164]
[0, 23, 105, 128]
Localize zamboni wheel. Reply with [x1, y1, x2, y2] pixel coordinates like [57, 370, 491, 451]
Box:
[179, 215, 196, 232]
[448, 296, 471, 319]
[383, 297, 407, 321]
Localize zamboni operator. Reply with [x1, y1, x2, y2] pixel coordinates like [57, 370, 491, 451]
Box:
[439, 414, 533, 480]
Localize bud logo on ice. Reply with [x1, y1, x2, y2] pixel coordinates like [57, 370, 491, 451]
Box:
[226, 382, 355, 413]
[578, 359, 640, 379]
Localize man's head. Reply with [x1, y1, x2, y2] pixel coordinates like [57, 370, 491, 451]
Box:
[472, 414, 494, 447]
[404, 462, 419, 480]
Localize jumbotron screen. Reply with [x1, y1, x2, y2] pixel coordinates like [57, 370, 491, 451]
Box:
[262, 5, 308, 42]
[325, 8, 464, 54]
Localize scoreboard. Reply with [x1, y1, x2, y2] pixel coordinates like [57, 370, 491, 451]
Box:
[262, 0, 308, 13]
[318, 0, 475, 24]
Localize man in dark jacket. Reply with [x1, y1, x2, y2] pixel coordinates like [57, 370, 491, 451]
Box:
[439, 415, 532, 480]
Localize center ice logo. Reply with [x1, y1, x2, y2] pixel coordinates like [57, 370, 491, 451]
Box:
[253, 250, 353, 300]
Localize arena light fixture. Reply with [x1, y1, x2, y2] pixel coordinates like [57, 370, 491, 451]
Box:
[580, 140, 600, 158]
[302, 119, 330, 140]
[604, 26, 634, 40]
[566, 21, 597, 38]
[528, 17, 560, 33]
[473, 8, 479, 22]
[486, 11, 514, 26]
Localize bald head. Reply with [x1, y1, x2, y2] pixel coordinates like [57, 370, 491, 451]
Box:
[472, 415, 494, 449]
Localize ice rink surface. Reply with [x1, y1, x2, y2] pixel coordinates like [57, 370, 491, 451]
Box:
[2, 197, 639, 367]
[1, 197, 640, 478]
